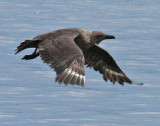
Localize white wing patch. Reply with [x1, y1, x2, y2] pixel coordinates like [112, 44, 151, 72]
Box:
[66, 68, 85, 85]
[55, 60, 85, 86]
[106, 69, 123, 77]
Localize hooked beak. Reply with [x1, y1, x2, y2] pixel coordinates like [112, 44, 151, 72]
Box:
[104, 35, 115, 39]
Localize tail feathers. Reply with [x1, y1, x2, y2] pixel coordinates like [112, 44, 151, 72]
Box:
[15, 40, 31, 54]
[15, 40, 40, 54]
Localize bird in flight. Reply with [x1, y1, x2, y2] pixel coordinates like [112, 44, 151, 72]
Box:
[15, 28, 143, 86]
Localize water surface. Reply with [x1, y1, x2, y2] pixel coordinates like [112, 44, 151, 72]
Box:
[0, 0, 160, 126]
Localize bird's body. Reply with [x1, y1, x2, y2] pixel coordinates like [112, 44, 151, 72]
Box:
[15, 28, 143, 86]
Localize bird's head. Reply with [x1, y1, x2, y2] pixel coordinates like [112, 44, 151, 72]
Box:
[91, 31, 115, 44]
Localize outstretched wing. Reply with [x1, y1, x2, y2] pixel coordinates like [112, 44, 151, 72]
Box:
[38, 34, 85, 86]
[84, 45, 134, 85]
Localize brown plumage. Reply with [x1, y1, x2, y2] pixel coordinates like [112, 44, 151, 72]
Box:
[15, 28, 143, 86]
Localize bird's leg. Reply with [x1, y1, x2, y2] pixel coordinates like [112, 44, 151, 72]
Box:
[22, 48, 39, 60]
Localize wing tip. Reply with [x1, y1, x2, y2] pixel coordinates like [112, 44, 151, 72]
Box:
[132, 81, 144, 86]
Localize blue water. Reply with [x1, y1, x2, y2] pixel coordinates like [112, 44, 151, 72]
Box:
[0, 0, 160, 126]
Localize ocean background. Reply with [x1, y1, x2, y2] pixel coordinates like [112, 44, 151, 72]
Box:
[0, 0, 160, 125]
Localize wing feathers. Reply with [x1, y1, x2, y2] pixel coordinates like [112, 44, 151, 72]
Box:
[38, 35, 85, 86]
[55, 59, 85, 86]
[84, 45, 133, 85]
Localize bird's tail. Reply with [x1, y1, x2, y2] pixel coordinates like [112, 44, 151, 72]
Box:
[15, 40, 40, 54]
